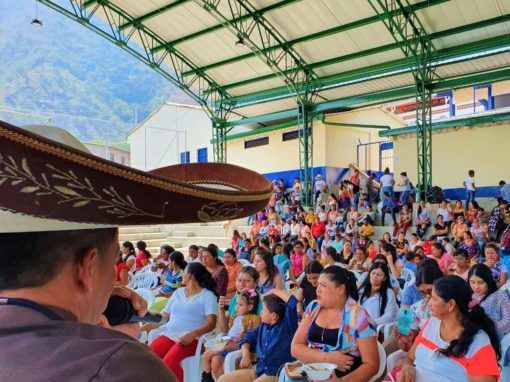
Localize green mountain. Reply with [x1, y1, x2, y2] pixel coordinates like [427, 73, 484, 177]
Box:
[0, 0, 194, 142]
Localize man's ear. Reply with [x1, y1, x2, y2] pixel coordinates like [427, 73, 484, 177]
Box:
[74, 247, 99, 293]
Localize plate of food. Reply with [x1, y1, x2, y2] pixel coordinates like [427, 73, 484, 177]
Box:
[284, 361, 307, 380]
[302, 363, 337, 381]
[205, 336, 231, 351]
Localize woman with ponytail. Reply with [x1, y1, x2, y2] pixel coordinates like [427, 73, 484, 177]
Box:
[397, 275, 500, 382]
[291, 266, 379, 381]
[158, 251, 187, 298]
[149, 262, 218, 381]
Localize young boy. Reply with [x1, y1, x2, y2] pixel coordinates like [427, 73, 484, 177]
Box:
[218, 289, 298, 382]
[463, 169, 476, 208]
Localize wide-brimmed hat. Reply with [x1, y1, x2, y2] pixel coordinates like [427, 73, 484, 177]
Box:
[0, 120, 272, 231]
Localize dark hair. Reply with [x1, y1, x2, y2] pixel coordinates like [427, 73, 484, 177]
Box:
[263, 294, 286, 320]
[282, 243, 293, 257]
[136, 240, 152, 259]
[260, 237, 270, 247]
[321, 266, 359, 301]
[384, 167, 390, 174]
[189, 245, 199, 251]
[453, 248, 469, 259]
[239, 266, 259, 283]
[325, 246, 342, 262]
[467, 264, 498, 301]
[169, 251, 187, 270]
[160, 244, 175, 255]
[359, 262, 391, 316]
[122, 241, 135, 254]
[0, 228, 117, 289]
[418, 257, 439, 269]
[463, 231, 473, 239]
[186, 262, 218, 299]
[224, 248, 237, 259]
[381, 242, 397, 263]
[254, 249, 276, 285]
[434, 276, 500, 360]
[305, 260, 324, 274]
[238, 289, 260, 314]
[372, 253, 388, 264]
[205, 245, 224, 266]
[415, 265, 443, 286]
[484, 242, 499, 254]
[400, 171, 407, 176]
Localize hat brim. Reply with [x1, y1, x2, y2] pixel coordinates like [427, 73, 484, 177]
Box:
[0, 120, 272, 226]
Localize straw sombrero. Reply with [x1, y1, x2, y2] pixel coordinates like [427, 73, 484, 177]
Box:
[0, 120, 272, 232]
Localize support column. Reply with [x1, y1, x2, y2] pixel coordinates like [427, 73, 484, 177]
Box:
[298, 101, 314, 206]
[212, 120, 228, 163]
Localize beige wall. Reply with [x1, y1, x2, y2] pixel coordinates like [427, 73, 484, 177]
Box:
[392, 122, 510, 189]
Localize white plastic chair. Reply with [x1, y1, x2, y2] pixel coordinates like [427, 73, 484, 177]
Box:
[238, 259, 251, 266]
[224, 349, 243, 374]
[368, 341, 387, 382]
[131, 272, 159, 290]
[135, 288, 155, 309]
[399, 268, 415, 284]
[137, 264, 153, 273]
[500, 332, 510, 382]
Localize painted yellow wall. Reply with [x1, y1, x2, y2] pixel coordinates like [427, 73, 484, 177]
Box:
[392, 122, 510, 189]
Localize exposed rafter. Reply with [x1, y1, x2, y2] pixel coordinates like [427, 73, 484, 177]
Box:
[38, 0, 234, 121]
[151, 0, 302, 52]
[219, 14, 510, 92]
[181, 0, 448, 77]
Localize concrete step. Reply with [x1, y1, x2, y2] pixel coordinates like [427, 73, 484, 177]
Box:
[165, 236, 231, 249]
[119, 226, 161, 234]
[119, 232, 168, 241]
[167, 225, 251, 237]
[171, 230, 195, 237]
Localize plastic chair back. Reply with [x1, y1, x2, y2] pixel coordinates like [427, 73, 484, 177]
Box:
[132, 272, 159, 290]
[135, 288, 155, 309]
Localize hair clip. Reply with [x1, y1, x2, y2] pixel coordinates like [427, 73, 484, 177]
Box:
[242, 288, 257, 297]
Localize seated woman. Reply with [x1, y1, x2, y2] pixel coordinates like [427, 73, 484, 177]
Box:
[323, 246, 347, 269]
[290, 240, 309, 280]
[348, 246, 372, 273]
[222, 249, 243, 300]
[433, 215, 449, 243]
[202, 245, 229, 297]
[415, 200, 431, 239]
[201, 289, 261, 382]
[297, 261, 323, 317]
[158, 251, 187, 297]
[468, 264, 510, 339]
[340, 240, 354, 265]
[291, 266, 379, 381]
[451, 215, 469, 245]
[447, 248, 471, 281]
[358, 262, 399, 326]
[253, 249, 283, 294]
[397, 276, 501, 382]
[393, 204, 412, 238]
[430, 242, 453, 274]
[121, 240, 136, 271]
[357, 254, 401, 292]
[452, 199, 467, 221]
[470, 219, 488, 248]
[135, 240, 152, 271]
[147, 262, 218, 381]
[459, 231, 481, 261]
[115, 251, 130, 287]
[482, 243, 508, 288]
[393, 232, 409, 258]
[381, 242, 403, 278]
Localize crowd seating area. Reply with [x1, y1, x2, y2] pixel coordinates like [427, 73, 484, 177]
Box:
[117, 170, 510, 382]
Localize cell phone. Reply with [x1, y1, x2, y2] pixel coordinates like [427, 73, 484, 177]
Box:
[398, 307, 412, 336]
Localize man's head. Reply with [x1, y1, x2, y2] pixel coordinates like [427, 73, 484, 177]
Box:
[261, 294, 285, 324]
[0, 228, 119, 324]
[468, 170, 475, 177]
[499, 180, 506, 187]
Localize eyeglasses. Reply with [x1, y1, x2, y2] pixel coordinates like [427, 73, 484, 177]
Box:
[419, 288, 432, 297]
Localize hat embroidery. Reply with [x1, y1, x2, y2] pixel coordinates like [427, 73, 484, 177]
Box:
[0, 153, 168, 220]
[197, 201, 244, 222]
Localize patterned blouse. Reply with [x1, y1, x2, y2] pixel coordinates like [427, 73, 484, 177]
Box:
[476, 290, 510, 339]
[460, 239, 481, 259]
[304, 297, 376, 357]
[410, 298, 431, 331]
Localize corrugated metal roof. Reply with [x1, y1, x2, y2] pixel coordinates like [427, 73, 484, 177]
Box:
[41, 0, 510, 125]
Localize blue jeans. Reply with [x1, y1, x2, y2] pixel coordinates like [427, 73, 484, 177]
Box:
[400, 190, 410, 204]
[381, 186, 394, 200]
[466, 190, 475, 208]
[381, 207, 397, 225]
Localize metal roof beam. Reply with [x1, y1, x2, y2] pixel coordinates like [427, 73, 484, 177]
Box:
[226, 67, 510, 127]
[152, 0, 301, 52]
[223, 33, 510, 108]
[181, 0, 448, 76]
[193, 0, 318, 102]
[119, 0, 191, 31]
[38, 0, 234, 120]
[220, 13, 510, 91]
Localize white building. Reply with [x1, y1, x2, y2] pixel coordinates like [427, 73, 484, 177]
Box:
[127, 102, 212, 171]
[84, 142, 130, 166]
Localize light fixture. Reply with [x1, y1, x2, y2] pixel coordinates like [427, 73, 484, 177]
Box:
[31, 1, 42, 27]
[236, 36, 245, 48]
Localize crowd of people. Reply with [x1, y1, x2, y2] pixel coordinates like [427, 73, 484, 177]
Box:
[118, 169, 510, 382]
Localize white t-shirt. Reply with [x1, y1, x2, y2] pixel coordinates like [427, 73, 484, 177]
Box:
[464, 176, 475, 191]
[380, 174, 394, 187]
[290, 223, 300, 236]
[162, 287, 218, 339]
[359, 288, 399, 325]
[314, 179, 326, 192]
[436, 207, 452, 222]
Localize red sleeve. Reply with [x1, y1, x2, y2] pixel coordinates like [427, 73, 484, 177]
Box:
[466, 344, 500, 378]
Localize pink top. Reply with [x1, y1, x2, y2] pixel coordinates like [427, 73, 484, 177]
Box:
[290, 252, 305, 276]
[437, 252, 454, 273]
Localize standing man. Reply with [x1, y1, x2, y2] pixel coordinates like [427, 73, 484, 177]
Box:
[314, 174, 327, 204]
[463, 169, 476, 208]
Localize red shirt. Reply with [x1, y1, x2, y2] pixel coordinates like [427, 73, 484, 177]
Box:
[311, 222, 326, 238]
[135, 252, 148, 270]
[423, 241, 432, 255]
[116, 262, 129, 282]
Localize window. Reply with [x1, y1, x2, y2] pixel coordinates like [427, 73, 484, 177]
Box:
[180, 151, 190, 164]
[282, 130, 300, 141]
[244, 136, 269, 149]
[109, 152, 115, 161]
[197, 147, 208, 163]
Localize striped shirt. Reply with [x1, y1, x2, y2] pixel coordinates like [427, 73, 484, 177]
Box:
[414, 317, 499, 382]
